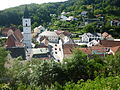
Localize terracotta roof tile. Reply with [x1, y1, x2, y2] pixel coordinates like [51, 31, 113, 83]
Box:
[5, 34, 24, 48]
[1, 28, 18, 36]
[55, 30, 71, 36]
[99, 40, 120, 47]
[14, 29, 23, 42]
[63, 44, 78, 55]
[79, 46, 109, 55]
[5, 35, 16, 47]
[111, 46, 120, 53]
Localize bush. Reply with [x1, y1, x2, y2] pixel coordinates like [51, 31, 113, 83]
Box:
[63, 76, 120, 90]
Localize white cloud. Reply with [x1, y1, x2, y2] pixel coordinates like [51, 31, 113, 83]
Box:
[0, 0, 67, 10]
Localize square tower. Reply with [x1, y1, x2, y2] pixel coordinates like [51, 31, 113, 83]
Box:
[23, 6, 32, 48]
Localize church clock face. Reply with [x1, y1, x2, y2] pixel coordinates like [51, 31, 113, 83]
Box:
[23, 27, 31, 33]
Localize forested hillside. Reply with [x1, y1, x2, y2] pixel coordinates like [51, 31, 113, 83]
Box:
[0, 0, 120, 37]
[0, 3, 63, 28]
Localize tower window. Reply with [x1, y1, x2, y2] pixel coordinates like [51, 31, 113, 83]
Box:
[55, 52, 57, 54]
[26, 23, 27, 26]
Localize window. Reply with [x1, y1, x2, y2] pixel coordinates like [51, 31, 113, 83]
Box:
[55, 48, 57, 50]
[55, 44, 57, 46]
[59, 48, 61, 51]
[55, 52, 57, 54]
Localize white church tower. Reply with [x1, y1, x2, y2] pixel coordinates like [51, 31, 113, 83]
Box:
[22, 6, 32, 48]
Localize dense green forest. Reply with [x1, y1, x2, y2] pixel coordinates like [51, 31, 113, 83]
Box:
[0, 0, 120, 38]
[0, 48, 120, 89]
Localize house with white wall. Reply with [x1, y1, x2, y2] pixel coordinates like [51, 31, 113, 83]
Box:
[80, 33, 103, 43]
[111, 20, 120, 26]
[81, 11, 88, 17]
[38, 31, 59, 43]
[87, 40, 99, 47]
[49, 39, 64, 62]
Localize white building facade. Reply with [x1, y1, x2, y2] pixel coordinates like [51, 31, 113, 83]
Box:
[38, 31, 59, 43]
[23, 7, 32, 48]
[80, 33, 103, 43]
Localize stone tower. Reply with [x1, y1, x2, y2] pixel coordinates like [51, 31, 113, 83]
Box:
[22, 6, 32, 48]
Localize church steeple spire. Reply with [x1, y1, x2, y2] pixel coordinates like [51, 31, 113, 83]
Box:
[24, 5, 29, 18]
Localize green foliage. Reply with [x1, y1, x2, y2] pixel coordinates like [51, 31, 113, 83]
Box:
[1, 49, 120, 89]
[9, 59, 64, 86]
[62, 49, 89, 82]
[104, 52, 120, 76]
[82, 22, 98, 33]
[63, 76, 120, 90]
[0, 38, 7, 47]
[0, 48, 8, 78]
[0, 83, 11, 90]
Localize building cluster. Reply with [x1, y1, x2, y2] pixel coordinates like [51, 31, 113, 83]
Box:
[1, 7, 120, 62]
[2, 26, 120, 62]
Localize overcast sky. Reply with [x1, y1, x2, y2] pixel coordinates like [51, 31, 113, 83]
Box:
[0, 0, 67, 10]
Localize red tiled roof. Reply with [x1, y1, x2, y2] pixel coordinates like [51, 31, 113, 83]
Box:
[1, 28, 11, 36]
[1, 28, 23, 40]
[15, 42, 24, 47]
[63, 44, 78, 55]
[4, 27, 24, 48]
[5, 34, 24, 48]
[14, 29, 23, 42]
[111, 46, 120, 53]
[55, 30, 71, 36]
[79, 46, 109, 55]
[79, 48, 91, 54]
[1, 27, 17, 36]
[99, 40, 120, 47]
[5, 35, 16, 47]
[63, 31, 71, 36]
[55, 30, 64, 35]
[112, 20, 120, 22]
[102, 32, 109, 37]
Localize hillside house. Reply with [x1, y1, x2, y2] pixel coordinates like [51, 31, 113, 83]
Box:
[102, 32, 114, 40]
[33, 25, 46, 35]
[59, 15, 68, 21]
[108, 46, 120, 55]
[79, 46, 109, 56]
[5, 29, 23, 48]
[5, 28, 26, 59]
[111, 20, 120, 26]
[38, 31, 59, 43]
[80, 33, 103, 43]
[98, 40, 120, 47]
[48, 39, 63, 62]
[81, 11, 88, 17]
[63, 44, 79, 58]
[87, 40, 99, 47]
[32, 47, 50, 60]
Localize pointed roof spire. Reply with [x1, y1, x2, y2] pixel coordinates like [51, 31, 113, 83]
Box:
[24, 5, 29, 18]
